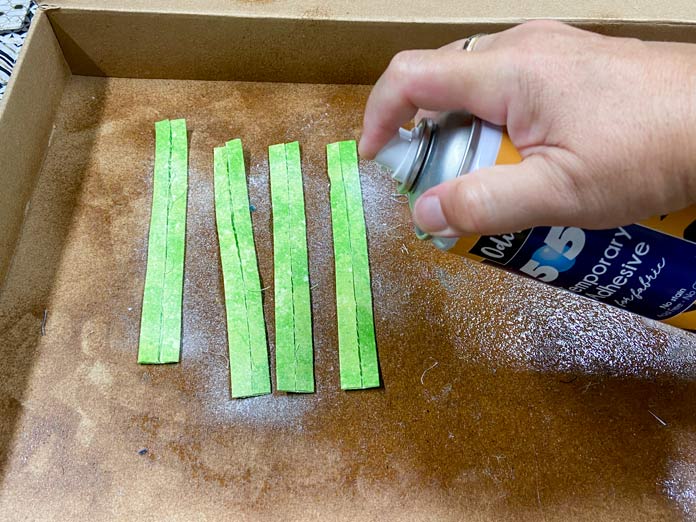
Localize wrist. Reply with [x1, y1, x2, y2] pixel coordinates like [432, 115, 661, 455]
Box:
[654, 43, 696, 207]
[674, 46, 696, 205]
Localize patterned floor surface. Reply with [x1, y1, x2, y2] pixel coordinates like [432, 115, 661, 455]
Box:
[0, 1, 36, 100]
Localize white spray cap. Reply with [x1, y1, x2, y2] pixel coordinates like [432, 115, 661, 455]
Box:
[374, 121, 432, 193]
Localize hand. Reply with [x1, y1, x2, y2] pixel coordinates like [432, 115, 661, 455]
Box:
[358, 21, 696, 237]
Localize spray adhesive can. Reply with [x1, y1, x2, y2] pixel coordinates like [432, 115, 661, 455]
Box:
[375, 112, 696, 330]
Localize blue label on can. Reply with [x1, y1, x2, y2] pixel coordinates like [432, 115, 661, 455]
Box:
[471, 225, 696, 320]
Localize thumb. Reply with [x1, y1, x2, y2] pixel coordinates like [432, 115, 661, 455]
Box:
[412, 155, 576, 236]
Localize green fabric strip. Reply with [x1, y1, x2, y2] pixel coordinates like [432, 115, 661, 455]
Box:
[270, 142, 314, 393]
[214, 140, 271, 398]
[138, 119, 188, 364]
[327, 143, 361, 389]
[338, 140, 379, 388]
[226, 139, 271, 396]
[327, 140, 380, 389]
[269, 143, 294, 391]
[284, 142, 314, 392]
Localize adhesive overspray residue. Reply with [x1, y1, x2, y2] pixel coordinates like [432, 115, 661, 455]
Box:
[436, 260, 696, 378]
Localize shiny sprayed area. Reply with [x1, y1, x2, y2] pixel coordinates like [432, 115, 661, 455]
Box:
[0, 76, 695, 520]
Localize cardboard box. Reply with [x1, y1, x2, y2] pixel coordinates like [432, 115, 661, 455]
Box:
[1, 4, 695, 520]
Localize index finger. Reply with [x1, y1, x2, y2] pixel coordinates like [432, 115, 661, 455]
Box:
[414, 36, 496, 124]
[358, 47, 513, 159]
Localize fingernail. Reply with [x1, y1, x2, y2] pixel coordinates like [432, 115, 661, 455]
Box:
[414, 195, 456, 236]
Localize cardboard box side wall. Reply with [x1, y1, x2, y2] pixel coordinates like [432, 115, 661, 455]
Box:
[47, 10, 696, 82]
[0, 12, 70, 286]
[36, 0, 696, 24]
[47, 10, 509, 83]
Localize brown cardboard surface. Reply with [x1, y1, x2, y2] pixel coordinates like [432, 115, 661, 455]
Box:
[0, 12, 70, 285]
[1, 73, 696, 521]
[38, 0, 696, 24]
[1, 5, 696, 522]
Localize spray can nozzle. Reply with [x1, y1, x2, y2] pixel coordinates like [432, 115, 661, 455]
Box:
[374, 118, 434, 194]
[372, 111, 479, 246]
